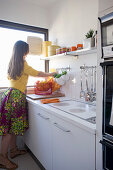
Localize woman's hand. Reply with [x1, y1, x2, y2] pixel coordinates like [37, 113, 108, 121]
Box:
[37, 71, 58, 77]
[49, 72, 58, 77]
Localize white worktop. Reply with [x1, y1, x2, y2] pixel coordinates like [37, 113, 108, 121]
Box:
[27, 97, 96, 135]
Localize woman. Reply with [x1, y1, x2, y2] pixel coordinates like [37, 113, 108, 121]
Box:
[0, 40, 56, 169]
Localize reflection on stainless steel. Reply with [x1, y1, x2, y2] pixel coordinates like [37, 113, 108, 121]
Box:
[86, 117, 96, 124]
[52, 103, 70, 106]
[69, 108, 85, 113]
[56, 65, 71, 72]
[85, 91, 96, 102]
[80, 65, 97, 102]
[50, 100, 96, 123]
[80, 69, 85, 98]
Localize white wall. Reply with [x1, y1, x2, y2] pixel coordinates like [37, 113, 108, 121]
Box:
[48, 0, 98, 47]
[99, 0, 113, 13]
[48, 0, 98, 99]
[49, 53, 97, 99]
[0, 0, 49, 29]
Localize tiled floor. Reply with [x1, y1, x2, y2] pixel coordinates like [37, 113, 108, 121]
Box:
[0, 153, 41, 170]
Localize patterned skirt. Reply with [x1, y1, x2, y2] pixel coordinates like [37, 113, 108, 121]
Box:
[0, 88, 29, 136]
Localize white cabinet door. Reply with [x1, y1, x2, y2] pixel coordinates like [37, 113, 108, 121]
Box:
[24, 103, 52, 170]
[52, 115, 95, 170]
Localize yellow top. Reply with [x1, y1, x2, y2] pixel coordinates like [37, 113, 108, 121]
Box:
[8, 61, 39, 93]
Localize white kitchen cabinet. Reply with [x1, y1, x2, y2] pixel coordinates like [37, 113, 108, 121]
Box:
[24, 101, 96, 170]
[24, 103, 52, 170]
[52, 115, 95, 170]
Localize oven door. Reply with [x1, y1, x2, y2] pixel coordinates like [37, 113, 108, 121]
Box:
[100, 139, 113, 170]
[100, 12, 113, 58]
[100, 61, 113, 140]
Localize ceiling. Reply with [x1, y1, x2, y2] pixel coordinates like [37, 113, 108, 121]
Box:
[22, 0, 59, 7]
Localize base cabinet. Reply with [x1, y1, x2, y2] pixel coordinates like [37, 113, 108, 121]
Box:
[52, 115, 95, 170]
[24, 103, 52, 170]
[24, 102, 95, 170]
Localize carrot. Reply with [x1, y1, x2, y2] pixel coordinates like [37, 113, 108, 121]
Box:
[40, 98, 60, 104]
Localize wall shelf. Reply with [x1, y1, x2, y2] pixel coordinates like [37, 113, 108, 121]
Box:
[40, 47, 97, 60]
[40, 53, 66, 60]
[66, 47, 97, 56]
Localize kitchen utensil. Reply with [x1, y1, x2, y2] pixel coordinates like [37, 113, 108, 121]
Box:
[85, 69, 89, 92]
[80, 69, 85, 98]
[94, 67, 96, 92]
[91, 67, 93, 92]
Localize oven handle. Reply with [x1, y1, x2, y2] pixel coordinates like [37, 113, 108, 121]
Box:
[100, 140, 113, 149]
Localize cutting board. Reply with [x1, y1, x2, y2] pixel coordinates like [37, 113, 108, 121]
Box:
[26, 92, 65, 100]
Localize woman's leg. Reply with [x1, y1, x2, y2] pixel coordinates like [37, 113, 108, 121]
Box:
[9, 134, 27, 159]
[10, 134, 16, 150]
[1, 134, 12, 156]
[0, 134, 18, 169]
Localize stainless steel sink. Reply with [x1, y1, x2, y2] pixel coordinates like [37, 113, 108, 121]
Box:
[52, 102, 70, 106]
[69, 108, 85, 113]
[50, 100, 96, 121]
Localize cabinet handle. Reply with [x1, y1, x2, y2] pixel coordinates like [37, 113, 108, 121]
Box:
[37, 113, 50, 120]
[54, 122, 71, 132]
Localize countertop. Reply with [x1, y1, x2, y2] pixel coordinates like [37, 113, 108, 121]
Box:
[27, 97, 96, 135]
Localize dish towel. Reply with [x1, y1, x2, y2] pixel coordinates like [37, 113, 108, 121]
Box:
[110, 96, 113, 126]
[40, 98, 60, 104]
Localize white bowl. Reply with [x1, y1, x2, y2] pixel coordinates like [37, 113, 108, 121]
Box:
[55, 77, 65, 85]
[61, 74, 70, 81]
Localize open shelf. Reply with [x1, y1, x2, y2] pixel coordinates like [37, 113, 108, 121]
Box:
[66, 47, 97, 56]
[40, 53, 66, 60]
[40, 47, 97, 60]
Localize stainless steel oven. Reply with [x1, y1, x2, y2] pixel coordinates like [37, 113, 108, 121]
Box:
[100, 138, 113, 170]
[100, 12, 113, 59]
[100, 60, 113, 169]
[100, 61, 113, 141]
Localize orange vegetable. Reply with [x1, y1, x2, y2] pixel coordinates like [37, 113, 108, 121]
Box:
[71, 46, 77, 51]
[40, 98, 60, 104]
[77, 44, 83, 49]
[35, 77, 61, 95]
[48, 77, 61, 92]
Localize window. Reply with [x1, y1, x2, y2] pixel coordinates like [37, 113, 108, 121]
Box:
[0, 20, 48, 88]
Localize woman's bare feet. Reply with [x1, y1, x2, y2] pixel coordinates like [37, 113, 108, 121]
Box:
[0, 153, 18, 170]
[10, 146, 27, 159]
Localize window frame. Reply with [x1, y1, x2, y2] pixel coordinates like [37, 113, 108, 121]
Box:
[0, 20, 49, 89]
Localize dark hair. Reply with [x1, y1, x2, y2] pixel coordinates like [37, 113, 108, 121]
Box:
[8, 40, 29, 80]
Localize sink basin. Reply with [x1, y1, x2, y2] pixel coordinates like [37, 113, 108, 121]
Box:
[69, 108, 85, 113]
[50, 100, 96, 120]
[52, 102, 70, 106]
